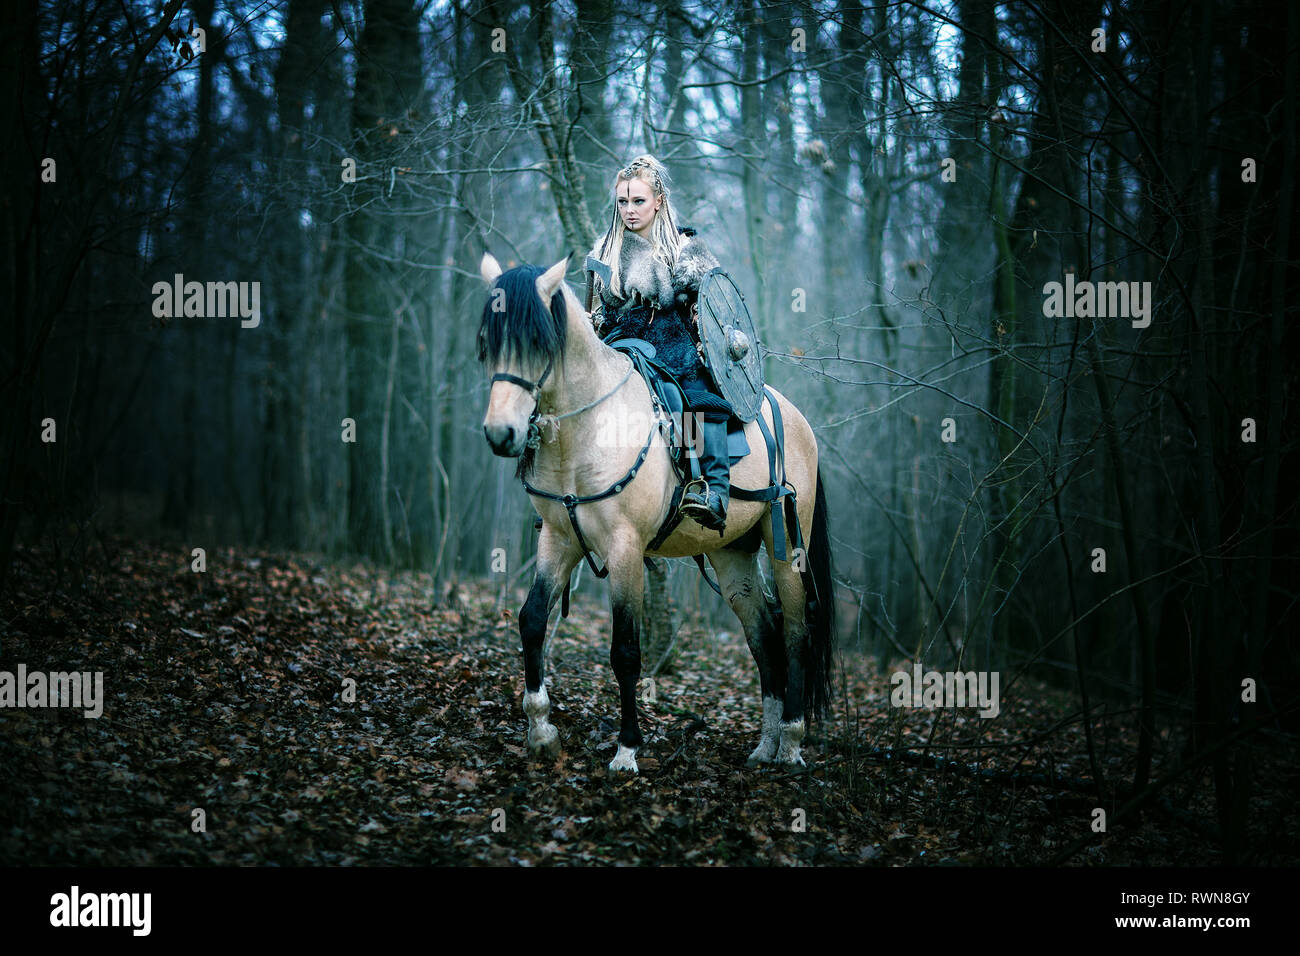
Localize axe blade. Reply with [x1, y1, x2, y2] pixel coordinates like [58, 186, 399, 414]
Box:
[585, 255, 611, 286]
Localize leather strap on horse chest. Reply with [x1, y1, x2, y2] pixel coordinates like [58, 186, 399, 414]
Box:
[522, 417, 658, 578]
[523, 347, 673, 579]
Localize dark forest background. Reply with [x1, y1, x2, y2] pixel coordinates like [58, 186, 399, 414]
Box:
[1, 0, 1296, 862]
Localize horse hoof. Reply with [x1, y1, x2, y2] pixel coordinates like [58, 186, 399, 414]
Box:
[608, 744, 639, 774]
[776, 718, 805, 767]
[527, 723, 559, 756]
[775, 743, 807, 767]
[776, 750, 807, 770]
[746, 745, 778, 767]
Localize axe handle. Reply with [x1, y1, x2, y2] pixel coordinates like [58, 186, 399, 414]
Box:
[685, 299, 702, 344]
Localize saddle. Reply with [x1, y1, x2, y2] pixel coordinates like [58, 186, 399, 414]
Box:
[607, 337, 748, 470]
[613, 338, 807, 590]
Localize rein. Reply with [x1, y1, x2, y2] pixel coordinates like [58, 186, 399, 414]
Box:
[535, 361, 633, 450]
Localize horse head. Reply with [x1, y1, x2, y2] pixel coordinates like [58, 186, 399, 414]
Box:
[477, 253, 571, 457]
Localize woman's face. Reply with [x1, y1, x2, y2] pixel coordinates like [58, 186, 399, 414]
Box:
[616, 177, 661, 237]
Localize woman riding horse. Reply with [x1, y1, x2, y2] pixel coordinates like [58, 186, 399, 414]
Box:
[585, 155, 731, 532]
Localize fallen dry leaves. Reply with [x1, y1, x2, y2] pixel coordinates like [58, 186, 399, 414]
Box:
[1, 540, 1295, 865]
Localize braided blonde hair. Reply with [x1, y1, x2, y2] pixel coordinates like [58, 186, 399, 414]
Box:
[595, 155, 685, 300]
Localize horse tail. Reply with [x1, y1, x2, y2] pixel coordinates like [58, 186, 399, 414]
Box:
[803, 467, 836, 721]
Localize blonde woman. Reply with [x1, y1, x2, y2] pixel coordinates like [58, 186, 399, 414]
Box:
[585, 155, 731, 531]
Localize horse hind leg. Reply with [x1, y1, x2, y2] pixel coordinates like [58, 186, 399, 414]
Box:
[749, 599, 787, 766]
[709, 549, 786, 767]
[771, 554, 810, 767]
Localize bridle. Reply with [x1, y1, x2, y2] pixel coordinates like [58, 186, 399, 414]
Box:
[490, 352, 634, 450]
[490, 358, 554, 450]
[491, 357, 554, 408]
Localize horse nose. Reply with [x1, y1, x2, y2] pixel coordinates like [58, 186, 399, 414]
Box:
[484, 423, 517, 455]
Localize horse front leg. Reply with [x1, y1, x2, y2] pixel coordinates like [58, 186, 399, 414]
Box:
[607, 545, 645, 773]
[519, 526, 578, 757]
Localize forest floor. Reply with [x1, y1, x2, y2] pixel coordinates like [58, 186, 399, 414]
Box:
[2, 539, 1296, 866]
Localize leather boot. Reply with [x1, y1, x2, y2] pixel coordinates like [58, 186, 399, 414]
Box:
[680, 419, 730, 533]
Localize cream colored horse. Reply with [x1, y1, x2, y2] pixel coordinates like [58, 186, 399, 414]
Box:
[478, 253, 834, 773]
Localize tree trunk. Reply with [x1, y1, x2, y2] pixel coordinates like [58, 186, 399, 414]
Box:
[344, 0, 423, 559]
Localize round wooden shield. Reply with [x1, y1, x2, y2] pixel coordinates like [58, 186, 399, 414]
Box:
[697, 269, 764, 422]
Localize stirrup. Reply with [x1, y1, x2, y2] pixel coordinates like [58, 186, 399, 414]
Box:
[681, 477, 708, 502]
[680, 479, 726, 533]
[680, 478, 714, 511]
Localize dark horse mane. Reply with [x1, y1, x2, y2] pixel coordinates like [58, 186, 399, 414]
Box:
[477, 263, 569, 479]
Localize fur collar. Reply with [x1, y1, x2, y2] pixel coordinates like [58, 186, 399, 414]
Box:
[589, 229, 721, 312]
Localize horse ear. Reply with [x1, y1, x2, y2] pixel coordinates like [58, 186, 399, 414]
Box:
[480, 252, 503, 286]
[536, 255, 570, 303]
